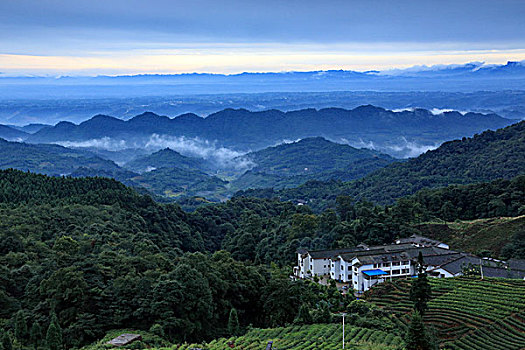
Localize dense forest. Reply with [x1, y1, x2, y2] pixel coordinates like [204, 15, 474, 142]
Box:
[0, 166, 524, 348]
[237, 121, 525, 209]
[0, 170, 347, 348]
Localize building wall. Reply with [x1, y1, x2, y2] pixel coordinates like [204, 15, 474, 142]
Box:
[295, 253, 311, 278]
[330, 258, 340, 280]
[429, 267, 456, 278]
[294, 246, 458, 294]
[311, 257, 330, 276]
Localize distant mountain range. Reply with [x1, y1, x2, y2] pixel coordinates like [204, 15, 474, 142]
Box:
[1, 105, 522, 207]
[1, 90, 524, 126]
[237, 120, 525, 210]
[1, 61, 525, 99]
[15, 106, 516, 158]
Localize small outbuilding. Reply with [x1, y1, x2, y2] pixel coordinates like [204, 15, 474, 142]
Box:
[107, 333, 142, 347]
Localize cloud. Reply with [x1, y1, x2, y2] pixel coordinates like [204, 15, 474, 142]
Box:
[391, 107, 468, 115]
[55, 137, 129, 149]
[54, 134, 256, 170]
[345, 137, 440, 158]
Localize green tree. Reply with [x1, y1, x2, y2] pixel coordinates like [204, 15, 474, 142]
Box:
[404, 311, 437, 350]
[294, 304, 313, 325]
[1, 331, 12, 350]
[312, 301, 332, 323]
[149, 324, 165, 338]
[29, 322, 42, 350]
[46, 314, 62, 350]
[14, 310, 27, 342]
[410, 252, 432, 315]
[227, 308, 240, 336]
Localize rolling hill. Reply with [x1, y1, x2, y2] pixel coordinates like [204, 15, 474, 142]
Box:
[0, 138, 126, 176]
[124, 148, 206, 173]
[414, 216, 525, 258]
[0, 124, 28, 140]
[128, 167, 229, 200]
[236, 120, 525, 209]
[232, 137, 395, 190]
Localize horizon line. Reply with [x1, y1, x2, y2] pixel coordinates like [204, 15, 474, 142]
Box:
[1, 59, 524, 79]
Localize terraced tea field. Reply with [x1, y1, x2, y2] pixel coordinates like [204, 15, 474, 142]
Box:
[176, 324, 404, 350]
[365, 277, 525, 350]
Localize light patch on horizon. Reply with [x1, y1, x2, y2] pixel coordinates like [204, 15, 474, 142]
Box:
[2, 47, 525, 76]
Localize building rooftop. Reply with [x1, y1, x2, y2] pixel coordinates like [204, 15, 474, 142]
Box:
[396, 234, 448, 248]
[339, 246, 454, 264]
[107, 334, 142, 347]
[508, 258, 525, 272]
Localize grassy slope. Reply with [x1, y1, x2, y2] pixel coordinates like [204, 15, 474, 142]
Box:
[414, 215, 525, 256]
[364, 277, 525, 350]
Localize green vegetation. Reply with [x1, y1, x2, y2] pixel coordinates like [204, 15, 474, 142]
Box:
[414, 215, 525, 258]
[0, 169, 351, 348]
[232, 137, 394, 190]
[176, 324, 404, 350]
[80, 329, 170, 350]
[1, 146, 524, 350]
[365, 277, 525, 350]
[238, 121, 525, 208]
[124, 148, 205, 173]
[0, 138, 128, 177]
[128, 167, 229, 201]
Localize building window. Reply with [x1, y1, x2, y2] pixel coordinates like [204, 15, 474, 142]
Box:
[324, 265, 327, 268]
[392, 261, 400, 266]
[392, 269, 400, 275]
[402, 260, 409, 265]
[402, 269, 409, 274]
[383, 262, 390, 267]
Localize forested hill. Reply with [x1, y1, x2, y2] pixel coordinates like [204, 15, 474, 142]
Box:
[26, 106, 515, 157]
[124, 147, 205, 173]
[0, 138, 135, 180]
[241, 137, 393, 175]
[232, 137, 395, 190]
[236, 120, 525, 209]
[0, 169, 203, 251]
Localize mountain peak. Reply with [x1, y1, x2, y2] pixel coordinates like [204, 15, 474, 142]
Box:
[353, 105, 387, 113]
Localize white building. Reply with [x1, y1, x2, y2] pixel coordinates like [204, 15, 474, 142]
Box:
[295, 236, 525, 293]
[294, 237, 455, 293]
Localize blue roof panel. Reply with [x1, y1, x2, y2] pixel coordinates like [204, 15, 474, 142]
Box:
[362, 269, 388, 276]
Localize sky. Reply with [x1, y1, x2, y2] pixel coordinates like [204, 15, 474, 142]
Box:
[1, 0, 525, 76]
